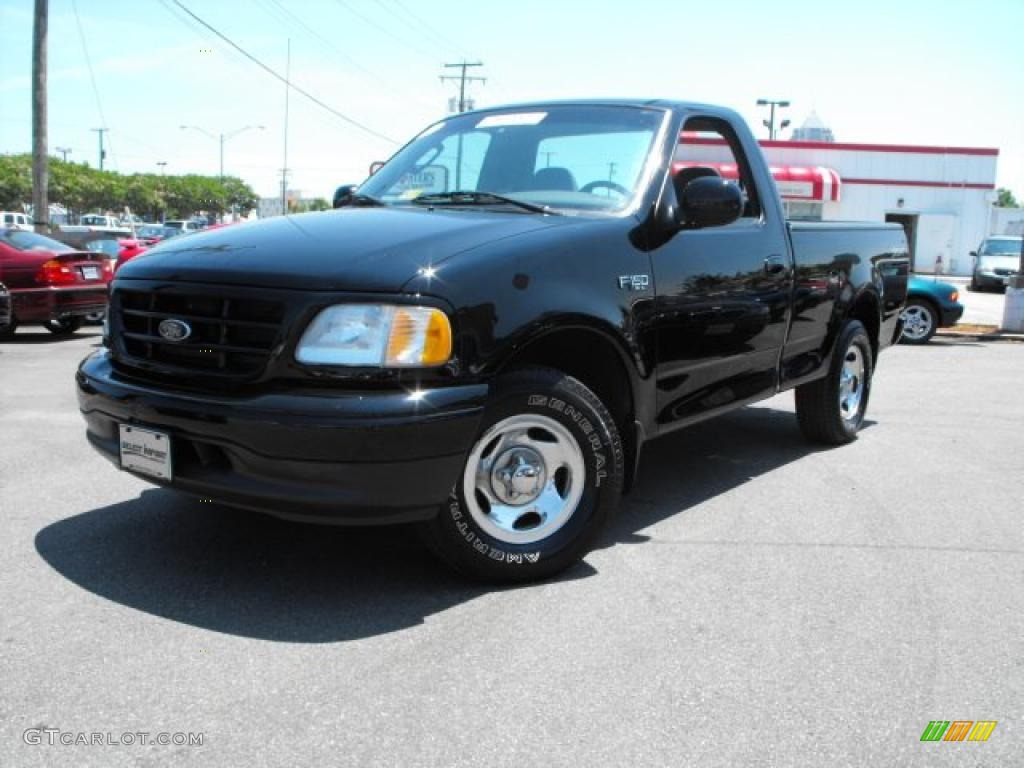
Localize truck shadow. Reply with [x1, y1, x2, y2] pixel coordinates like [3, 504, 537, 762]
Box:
[35, 405, 853, 643]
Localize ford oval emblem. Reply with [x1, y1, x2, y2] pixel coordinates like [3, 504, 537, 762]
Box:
[158, 318, 192, 342]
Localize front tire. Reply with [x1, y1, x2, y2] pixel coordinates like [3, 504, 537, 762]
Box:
[0, 314, 17, 340]
[44, 317, 83, 335]
[899, 299, 937, 345]
[795, 320, 873, 445]
[422, 367, 624, 582]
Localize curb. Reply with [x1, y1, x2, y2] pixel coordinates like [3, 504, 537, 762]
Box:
[935, 328, 1024, 342]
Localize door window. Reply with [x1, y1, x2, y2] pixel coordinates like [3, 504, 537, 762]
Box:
[676, 117, 761, 219]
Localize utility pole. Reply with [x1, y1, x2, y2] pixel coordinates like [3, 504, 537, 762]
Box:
[282, 38, 290, 215]
[55, 146, 71, 162]
[32, 0, 48, 232]
[756, 98, 791, 140]
[180, 125, 263, 179]
[279, 168, 290, 216]
[91, 127, 108, 170]
[440, 61, 485, 113]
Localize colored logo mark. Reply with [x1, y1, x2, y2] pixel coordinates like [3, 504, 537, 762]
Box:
[920, 721, 997, 742]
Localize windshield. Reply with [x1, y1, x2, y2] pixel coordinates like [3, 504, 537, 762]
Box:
[359, 105, 666, 214]
[0, 229, 74, 253]
[164, 221, 184, 230]
[981, 238, 1021, 256]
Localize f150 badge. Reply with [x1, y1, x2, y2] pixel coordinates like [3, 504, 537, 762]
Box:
[618, 274, 650, 291]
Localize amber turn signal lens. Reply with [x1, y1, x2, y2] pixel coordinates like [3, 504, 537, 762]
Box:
[422, 309, 452, 366]
[384, 307, 452, 367]
[950, 291, 959, 302]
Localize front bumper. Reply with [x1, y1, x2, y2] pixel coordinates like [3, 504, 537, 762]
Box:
[974, 272, 1014, 290]
[12, 285, 108, 322]
[939, 303, 964, 327]
[77, 350, 486, 524]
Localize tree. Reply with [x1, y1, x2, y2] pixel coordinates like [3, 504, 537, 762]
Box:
[996, 188, 1019, 208]
[0, 153, 258, 223]
[0, 155, 32, 209]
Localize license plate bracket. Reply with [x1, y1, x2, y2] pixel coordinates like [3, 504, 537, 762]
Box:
[118, 424, 172, 481]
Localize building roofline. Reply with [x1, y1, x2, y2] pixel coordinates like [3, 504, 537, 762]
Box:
[758, 139, 999, 157]
[682, 136, 998, 156]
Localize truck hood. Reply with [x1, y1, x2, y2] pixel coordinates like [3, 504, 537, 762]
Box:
[116, 207, 568, 291]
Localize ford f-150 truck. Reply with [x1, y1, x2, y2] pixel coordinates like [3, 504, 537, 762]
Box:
[77, 100, 908, 581]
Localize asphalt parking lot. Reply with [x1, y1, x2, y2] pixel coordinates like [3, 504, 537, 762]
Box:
[1, 329, 1021, 767]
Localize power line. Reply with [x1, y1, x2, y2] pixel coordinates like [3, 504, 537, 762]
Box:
[166, 0, 398, 144]
[332, 0, 437, 59]
[254, 0, 434, 110]
[71, 0, 117, 169]
[259, 0, 384, 84]
[382, 0, 471, 59]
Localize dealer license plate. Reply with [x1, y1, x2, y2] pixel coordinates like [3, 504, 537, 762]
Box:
[119, 424, 172, 481]
[82, 266, 100, 280]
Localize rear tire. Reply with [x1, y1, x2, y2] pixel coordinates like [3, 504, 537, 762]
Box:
[795, 320, 873, 445]
[899, 299, 937, 345]
[421, 367, 624, 583]
[44, 317, 83, 335]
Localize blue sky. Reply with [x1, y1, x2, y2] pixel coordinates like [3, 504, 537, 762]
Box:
[1, 0, 1022, 200]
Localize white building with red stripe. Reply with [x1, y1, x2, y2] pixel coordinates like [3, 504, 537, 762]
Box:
[675, 138, 999, 276]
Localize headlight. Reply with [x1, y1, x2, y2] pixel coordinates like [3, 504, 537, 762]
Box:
[295, 304, 452, 367]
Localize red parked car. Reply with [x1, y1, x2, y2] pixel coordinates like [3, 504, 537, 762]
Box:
[115, 221, 235, 272]
[0, 227, 113, 338]
[115, 238, 150, 272]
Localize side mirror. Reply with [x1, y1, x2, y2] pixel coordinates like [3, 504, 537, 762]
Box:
[969, 251, 978, 258]
[332, 184, 357, 209]
[675, 175, 743, 229]
[368, 161, 385, 176]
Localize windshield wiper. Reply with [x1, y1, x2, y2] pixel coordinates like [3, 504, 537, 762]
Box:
[411, 191, 553, 214]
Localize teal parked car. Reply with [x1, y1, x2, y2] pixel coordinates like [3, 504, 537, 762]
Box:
[900, 277, 964, 344]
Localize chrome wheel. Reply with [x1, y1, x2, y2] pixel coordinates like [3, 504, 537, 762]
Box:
[838, 346, 865, 425]
[900, 303, 934, 342]
[462, 413, 586, 545]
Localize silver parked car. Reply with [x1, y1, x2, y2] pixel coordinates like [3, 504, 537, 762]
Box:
[970, 236, 1021, 291]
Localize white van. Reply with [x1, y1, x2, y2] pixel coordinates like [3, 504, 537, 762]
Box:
[1, 212, 32, 231]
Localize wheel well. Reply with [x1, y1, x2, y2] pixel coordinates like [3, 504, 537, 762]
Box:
[499, 328, 638, 488]
[906, 293, 939, 314]
[849, 292, 881, 361]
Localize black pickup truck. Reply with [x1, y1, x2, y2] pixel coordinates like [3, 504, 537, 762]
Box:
[77, 100, 908, 581]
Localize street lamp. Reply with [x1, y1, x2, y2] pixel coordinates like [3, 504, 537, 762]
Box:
[756, 99, 791, 140]
[55, 146, 72, 162]
[156, 161, 167, 175]
[178, 124, 265, 179]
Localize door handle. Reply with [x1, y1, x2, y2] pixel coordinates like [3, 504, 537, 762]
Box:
[764, 255, 786, 275]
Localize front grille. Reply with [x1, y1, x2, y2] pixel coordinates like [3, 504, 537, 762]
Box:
[116, 288, 285, 376]
[993, 268, 1016, 277]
